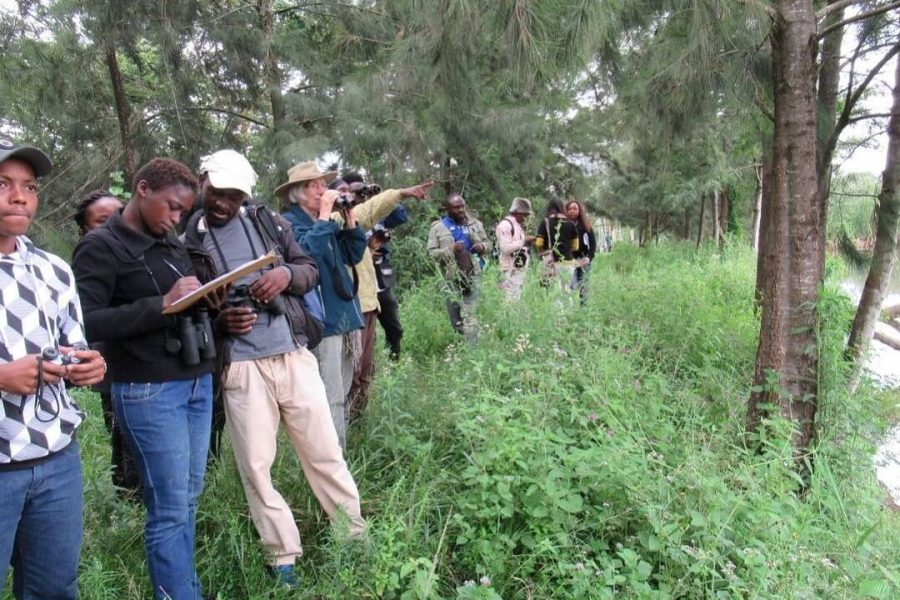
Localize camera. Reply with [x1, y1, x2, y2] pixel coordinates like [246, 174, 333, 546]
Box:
[370, 223, 392, 243]
[226, 283, 286, 316]
[42, 342, 89, 365]
[170, 308, 216, 366]
[513, 248, 528, 269]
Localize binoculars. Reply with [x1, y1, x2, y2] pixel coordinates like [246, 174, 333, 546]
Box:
[169, 308, 216, 366]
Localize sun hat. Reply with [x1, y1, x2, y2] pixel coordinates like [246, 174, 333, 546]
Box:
[274, 161, 337, 198]
[198, 149, 257, 197]
[0, 139, 52, 177]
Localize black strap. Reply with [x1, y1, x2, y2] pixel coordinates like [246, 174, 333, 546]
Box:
[332, 237, 360, 301]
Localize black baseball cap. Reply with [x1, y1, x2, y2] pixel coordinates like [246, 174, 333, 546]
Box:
[0, 139, 52, 177]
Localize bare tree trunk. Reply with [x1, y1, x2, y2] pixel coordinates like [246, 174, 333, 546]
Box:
[696, 193, 706, 249]
[643, 210, 652, 247]
[713, 188, 721, 245]
[684, 206, 691, 240]
[752, 163, 764, 251]
[258, 0, 284, 130]
[105, 44, 135, 185]
[846, 52, 900, 389]
[654, 211, 661, 244]
[814, 0, 846, 270]
[748, 0, 822, 458]
[720, 187, 730, 247]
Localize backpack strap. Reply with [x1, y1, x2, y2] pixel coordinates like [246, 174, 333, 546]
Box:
[250, 204, 285, 255]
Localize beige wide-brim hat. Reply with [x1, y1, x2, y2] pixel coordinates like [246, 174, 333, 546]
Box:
[274, 161, 337, 198]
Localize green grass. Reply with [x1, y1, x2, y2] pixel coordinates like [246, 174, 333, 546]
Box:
[4, 242, 899, 599]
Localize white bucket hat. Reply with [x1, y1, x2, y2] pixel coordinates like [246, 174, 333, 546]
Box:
[199, 149, 258, 197]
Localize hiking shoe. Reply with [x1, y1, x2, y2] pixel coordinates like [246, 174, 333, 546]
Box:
[269, 564, 299, 588]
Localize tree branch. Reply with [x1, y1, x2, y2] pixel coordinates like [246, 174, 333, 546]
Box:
[827, 43, 900, 152]
[143, 106, 270, 128]
[817, 0, 900, 41]
[275, 2, 386, 17]
[846, 111, 898, 125]
[817, 0, 865, 20]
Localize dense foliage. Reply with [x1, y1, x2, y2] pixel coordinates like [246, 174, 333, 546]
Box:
[25, 244, 898, 599]
[0, 1, 895, 257]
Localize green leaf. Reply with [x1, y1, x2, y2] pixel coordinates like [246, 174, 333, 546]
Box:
[857, 578, 890, 599]
[556, 493, 584, 513]
[635, 560, 653, 580]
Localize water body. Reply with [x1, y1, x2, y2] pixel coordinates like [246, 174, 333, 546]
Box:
[840, 269, 900, 507]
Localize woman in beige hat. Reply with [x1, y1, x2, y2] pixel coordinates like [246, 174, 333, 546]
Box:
[280, 161, 365, 449]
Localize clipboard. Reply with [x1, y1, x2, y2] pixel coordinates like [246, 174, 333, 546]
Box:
[162, 251, 278, 315]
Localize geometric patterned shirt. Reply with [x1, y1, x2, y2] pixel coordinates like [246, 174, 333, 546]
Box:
[0, 236, 86, 465]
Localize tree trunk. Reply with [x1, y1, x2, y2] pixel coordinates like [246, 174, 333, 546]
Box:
[713, 188, 721, 245]
[684, 206, 691, 240]
[258, 0, 290, 176]
[846, 53, 900, 389]
[258, 0, 284, 130]
[719, 186, 730, 246]
[814, 0, 845, 268]
[747, 0, 822, 458]
[752, 163, 763, 251]
[105, 43, 135, 185]
[696, 193, 705, 249]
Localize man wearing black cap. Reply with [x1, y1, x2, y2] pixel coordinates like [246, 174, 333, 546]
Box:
[0, 140, 106, 599]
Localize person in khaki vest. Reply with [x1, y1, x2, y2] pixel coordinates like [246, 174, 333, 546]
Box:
[427, 193, 491, 340]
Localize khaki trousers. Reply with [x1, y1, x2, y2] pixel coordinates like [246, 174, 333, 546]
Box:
[499, 268, 527, 301]
[222, 348, 365, 566]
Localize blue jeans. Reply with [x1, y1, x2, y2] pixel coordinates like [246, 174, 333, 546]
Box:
[0, 441, 83, 600]
[113, 376, 212, 600]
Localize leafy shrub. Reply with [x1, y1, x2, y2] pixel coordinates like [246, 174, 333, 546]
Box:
[44, 243, 900, 600]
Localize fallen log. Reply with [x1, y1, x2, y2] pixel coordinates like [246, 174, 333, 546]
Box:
[890, 318, 900, 335]
[886, 300, 900, 320]
[875, 321, 900, 351]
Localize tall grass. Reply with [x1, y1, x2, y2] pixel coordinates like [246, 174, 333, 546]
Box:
[4, 242, 898, 599]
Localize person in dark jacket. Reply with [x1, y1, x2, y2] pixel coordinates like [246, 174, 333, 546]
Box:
[73, 190, 142, 498]
[535, 198, 579, 293]
[279, 162, 366, 450]
[369, 224, 403, 358]
[183, 150, 364, 588]
[72, 158, 214, 600]
[566, 199, 596, 303]
[0, 140, 105, 600]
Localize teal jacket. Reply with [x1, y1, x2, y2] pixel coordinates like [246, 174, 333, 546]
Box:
[282, 205, 366, 335]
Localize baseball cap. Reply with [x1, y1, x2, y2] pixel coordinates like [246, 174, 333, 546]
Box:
[198, 149, 257, 197]
[0, 139, 52, 177]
